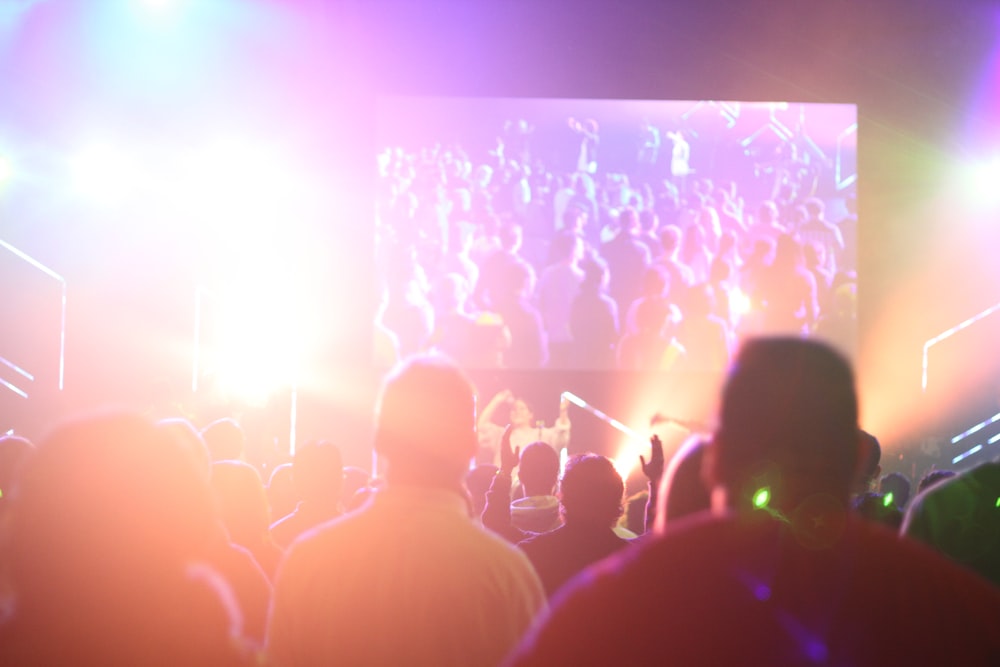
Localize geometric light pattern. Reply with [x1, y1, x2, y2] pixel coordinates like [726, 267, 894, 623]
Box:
[0, 238, 66, 396]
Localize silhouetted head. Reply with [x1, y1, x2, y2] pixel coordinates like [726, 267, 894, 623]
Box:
[293, 439, 343, 507]
[878, 472, 912, 509]
[854, 429, 882, 492]
[464, 464, 499, 517]
[374, 355, 477, 487]
[519, 441, 560, 497]
[210, 460, 270, 546]
[852, 491, 903, 529]
[5, 413, 244, 665]
[200, 418, 245, 462]
[656, 437, 712, 532]
[157, 417, 210, 480]
[559, 454, 624, 527]
[708, 337, 859, 511]
[267, 462, 297, 520]
[0, 434, 34, 501]
[916, 468, 955, 494]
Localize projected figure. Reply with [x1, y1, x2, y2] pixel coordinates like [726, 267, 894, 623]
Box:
[667, 129, 692, 182]
[569, 117, 599, 174]
[477, 389, 570, 465]
[636, 120, 661, 184]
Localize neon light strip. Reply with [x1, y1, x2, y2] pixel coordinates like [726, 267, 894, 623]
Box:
[952, 444, 983, 465]
[0, 355, 33, 380]
[988, 433, 1000, 445]
[561, 391, 644, 441]
[0, 239, 65, 282]
[836, 122, 858, 190]
[922, 302, 1000, 391]
[0, 378, 27, 399]
[950, 412, 1000, 444]
[0, 239, 67, 391]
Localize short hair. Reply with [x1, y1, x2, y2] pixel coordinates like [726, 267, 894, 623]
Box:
[658, 437, 711, 529]
[559, 454, 624, 526]
[852, 492, 903, 529]
[878, 472, 912, 509]
[373, 355, 477, 469]
[658, 225, 682, 254]
[519, 442, 560, 496]
[293, 439, 343, 505]
[713, 338, 859, 498]
[200, 418, 245, 462]
[917, 469, 955, 494]
[856, 430, 882, 488]
[498, 222, 523, 251]
[0, 434, 34, 498]
[11, 414, 219, 595]
[209, 460, 271, 544]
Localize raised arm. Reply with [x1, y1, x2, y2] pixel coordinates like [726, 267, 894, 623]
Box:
[481, 425, 528, 543]
[479, 389, 513, 431]
[640, 435, 665, 534]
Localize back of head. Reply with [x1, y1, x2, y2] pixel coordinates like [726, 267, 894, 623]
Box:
[878, 472, 912, 509]
[210, 460, 270, 544]
[711, 337, 859, 509]
[519, 441, 560, 496]
[0, 434, 34, 499]
[465, 464, 499, 516]
[158, 417, 210, 481]
[267, 462, 297, 520]
[658, 437, 712, 530]
[854, 430, 882, 492]
[374, 355, 477, 485]
[200, 418, 246, 462]
[6, 413, 236, 663]
[559, 454, 624, 527]
[293, 439, 343, 506]
[852, 491, 903, 529]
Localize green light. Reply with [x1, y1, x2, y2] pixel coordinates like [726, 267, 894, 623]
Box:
[995, 496, 1000, 508]
[883, 492, 894, 507]
[752, 487, 770, 509]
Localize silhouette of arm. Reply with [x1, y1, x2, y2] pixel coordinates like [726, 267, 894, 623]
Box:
[640, 435, 665, 534]
[481, 425, 527, 543]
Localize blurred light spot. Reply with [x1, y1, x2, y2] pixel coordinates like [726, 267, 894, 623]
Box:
[753, 486, 771, 509]
[70, 142, 136, 205]
[0, 155, 13, 185]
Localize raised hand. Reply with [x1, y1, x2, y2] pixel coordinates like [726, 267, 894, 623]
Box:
[640, 434, 665, 487]
[499, 424, 521, 476]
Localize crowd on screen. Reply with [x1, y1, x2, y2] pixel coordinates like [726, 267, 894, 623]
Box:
[374, 116, 858, 371]
[1, 336, 999, 665]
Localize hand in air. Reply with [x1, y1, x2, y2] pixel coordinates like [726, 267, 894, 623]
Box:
[499, 424, 521, 476]
[640, 434, 665, 487]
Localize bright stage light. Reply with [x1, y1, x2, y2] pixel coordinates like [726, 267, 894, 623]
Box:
[70, 143, 136, 205]
[141, 0, 175, 10]
[960, 159, 1000, 207]
[0, 155, 12, 185]
[730, 287, 752, 319]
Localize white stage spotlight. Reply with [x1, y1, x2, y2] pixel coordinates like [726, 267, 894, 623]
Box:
[70, 142, 136, 205]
